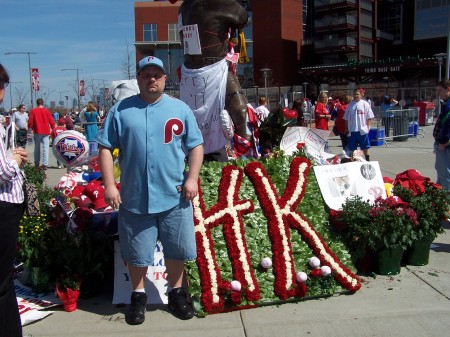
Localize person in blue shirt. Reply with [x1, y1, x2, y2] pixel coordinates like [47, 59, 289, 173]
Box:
[380, 96, 398, 137]
[52, 111, 59, 123]
[83, 101, 100, 141]
[97, 56, 204, 325]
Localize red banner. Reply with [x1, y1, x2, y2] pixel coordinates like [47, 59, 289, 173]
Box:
[79, 80, 85, 97]
[31, 68, 40, 92]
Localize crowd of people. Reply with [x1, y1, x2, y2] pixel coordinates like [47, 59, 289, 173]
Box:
[0, 99, 103, 170]
[1, 57, 450, 335]
[1, 1, 449, 335]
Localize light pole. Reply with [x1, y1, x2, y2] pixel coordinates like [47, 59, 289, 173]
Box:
[260, 68, 271, 108]
[382, 76, 389, 96]
[302, 81, 309, 99]
[40, 86, 46, 103]
[434, 53, 446, 82]
[4, 51, 37, 109]
[253, 85, 259, 105]
[61, 68, 82, 111]
[8, 81, 22, 110]
[58, 91, 69, 107]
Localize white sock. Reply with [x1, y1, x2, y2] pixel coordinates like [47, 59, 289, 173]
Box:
[134, 288, 145, 293]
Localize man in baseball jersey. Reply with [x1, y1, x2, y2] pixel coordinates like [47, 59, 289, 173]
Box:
[96, 56, 204, 325]
[343, 88, 375, 161]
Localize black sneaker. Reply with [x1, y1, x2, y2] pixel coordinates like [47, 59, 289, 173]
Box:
[168, 288, 194, 320]
[125, 292, 147, 325]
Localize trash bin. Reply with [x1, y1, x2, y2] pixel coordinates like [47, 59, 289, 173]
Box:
[369, 127, 385, 146]
[393, 111, 409, 142]
[408, 121, 418, 138]
[414, 101, 435, 126]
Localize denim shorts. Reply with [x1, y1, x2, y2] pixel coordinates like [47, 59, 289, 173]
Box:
[118, 200, 197, 267]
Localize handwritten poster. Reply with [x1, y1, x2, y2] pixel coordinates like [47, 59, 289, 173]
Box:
[313, 161, 387, 210]
[182, 24, 201, 55]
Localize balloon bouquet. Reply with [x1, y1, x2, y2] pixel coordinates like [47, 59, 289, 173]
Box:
[52, 131, 120, 235]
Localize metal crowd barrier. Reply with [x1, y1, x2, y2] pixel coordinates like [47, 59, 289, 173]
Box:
[369, 108, 424, 146]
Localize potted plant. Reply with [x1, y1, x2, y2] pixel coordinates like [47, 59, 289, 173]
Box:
[393, 182, 449, 265]
[18, 213, 51, 293]
[56, 274, 82, 312]
[330, 195, 419, 275]
[17, 165, 66, 293]
[17, 163, 115, 298]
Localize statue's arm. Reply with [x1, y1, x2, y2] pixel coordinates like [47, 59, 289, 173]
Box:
[217, 0, 248, 28]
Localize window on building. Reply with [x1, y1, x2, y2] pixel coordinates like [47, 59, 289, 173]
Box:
[144, 23, 158, 42]
[242, 12, 253, 40]
[378, 4, 402, 42]
[168, 23, 180, 42]
[417, 0, 450, 10]
[303, 0, 315, 43]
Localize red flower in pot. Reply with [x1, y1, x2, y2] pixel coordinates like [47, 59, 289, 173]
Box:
[56, 275, 82, 312]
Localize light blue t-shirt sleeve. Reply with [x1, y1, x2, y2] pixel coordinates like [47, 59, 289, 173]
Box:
[183, 106, 203, 151]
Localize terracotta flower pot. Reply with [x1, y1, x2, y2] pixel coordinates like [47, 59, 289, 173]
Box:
[56, 284, 80, 312]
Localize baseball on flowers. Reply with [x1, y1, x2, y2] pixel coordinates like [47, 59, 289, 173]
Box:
[260, 257, 273, 269]
[296, 271, 308, 283]
[230, 280, 242, 292]
[321, 265, 332, 276]
[308, 256, 321, 268]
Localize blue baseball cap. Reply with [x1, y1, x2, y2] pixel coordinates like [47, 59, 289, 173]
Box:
[137, 56, 166, 74]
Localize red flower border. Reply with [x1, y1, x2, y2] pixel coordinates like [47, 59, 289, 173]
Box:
[193, 157, 361, 313]
[193, 165, 260, 313]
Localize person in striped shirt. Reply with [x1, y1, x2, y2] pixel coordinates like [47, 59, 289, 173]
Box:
[0, 63, 28, 337]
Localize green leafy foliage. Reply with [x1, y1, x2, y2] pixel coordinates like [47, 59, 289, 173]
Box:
[187, 152, 354, 313]
[258, 108, 297, 152]
[23, 163, 46, 187]
[57, 274, 81, 291]
[18, 165, 57, 270]
[393, 183, 449, 239]
[18, 163, 114, 294]
[337, 196, 419, 251]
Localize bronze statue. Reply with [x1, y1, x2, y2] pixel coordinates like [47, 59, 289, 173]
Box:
[178, 0, 251, 161]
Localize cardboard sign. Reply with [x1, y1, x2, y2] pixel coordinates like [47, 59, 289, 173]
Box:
[112, 240, 168, 304]
[280, 126, 335, 161]
[313, 161, 387, 210]
[182, 24, 202, 55]
[15, 280, 59, 326]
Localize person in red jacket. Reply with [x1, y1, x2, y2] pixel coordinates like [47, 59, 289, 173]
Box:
[334, 95, 352, 150]
[315, 92, 331, 151]
[315, 92, 331, 130]
[28, 98, 55, 170]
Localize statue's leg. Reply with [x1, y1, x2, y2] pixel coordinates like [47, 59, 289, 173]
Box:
[225, 72, 250, 141]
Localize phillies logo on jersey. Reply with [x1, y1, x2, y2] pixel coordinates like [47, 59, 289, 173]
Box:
[164, 118, 184, 144]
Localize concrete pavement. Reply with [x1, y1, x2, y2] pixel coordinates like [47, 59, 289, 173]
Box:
[22, 124, 450, 337]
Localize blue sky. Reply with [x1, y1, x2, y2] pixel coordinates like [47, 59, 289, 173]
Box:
[1, 0, 138, 110]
